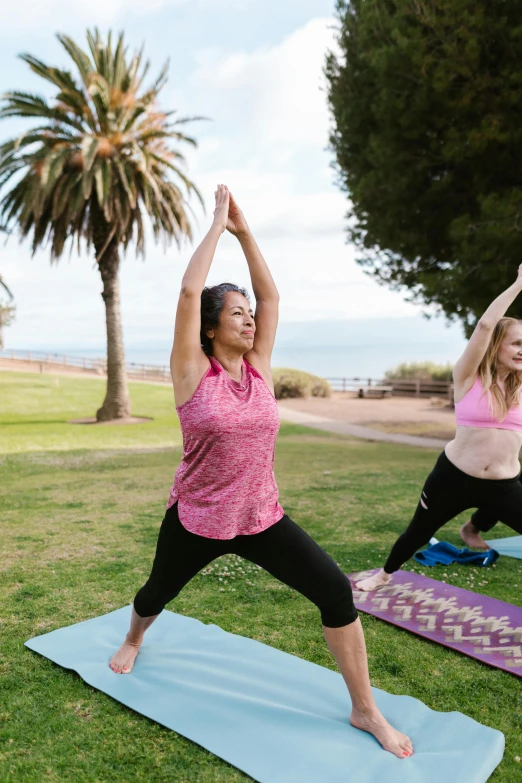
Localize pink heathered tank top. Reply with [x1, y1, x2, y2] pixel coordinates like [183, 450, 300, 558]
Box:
[455, 377, 522, 432]
[167, 356, 284, 539]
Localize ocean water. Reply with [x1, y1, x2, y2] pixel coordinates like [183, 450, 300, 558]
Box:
[270, 344, 460, 380]
[14, 316, 468, 381]
[37, 343, 463, 382]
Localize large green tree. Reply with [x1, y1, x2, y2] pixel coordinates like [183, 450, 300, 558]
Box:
[0, 29, 202, 419]
[326, 0, 522, 333]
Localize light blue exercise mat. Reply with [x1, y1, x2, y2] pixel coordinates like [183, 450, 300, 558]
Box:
[485, 535, 522, 559]
[25, 607, 505, 783]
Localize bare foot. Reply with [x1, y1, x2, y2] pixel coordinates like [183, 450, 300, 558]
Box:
[460, 521, 490, 551]
[355, 569, 392, 592]
[350, 709, 413, 758]
[109, 637, 142, 674]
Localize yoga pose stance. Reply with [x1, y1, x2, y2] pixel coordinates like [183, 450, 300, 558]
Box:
[357, 268, 522, 592]
[110, 185, 413, 758]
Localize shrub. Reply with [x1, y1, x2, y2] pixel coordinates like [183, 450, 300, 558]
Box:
[384, 361, 453, 382]
[272, 368, 331, 399]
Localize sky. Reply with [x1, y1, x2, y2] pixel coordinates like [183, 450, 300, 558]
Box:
[0, 0, 467, 358]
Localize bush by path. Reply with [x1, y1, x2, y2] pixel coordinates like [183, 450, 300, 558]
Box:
[272, 367, 331, 399]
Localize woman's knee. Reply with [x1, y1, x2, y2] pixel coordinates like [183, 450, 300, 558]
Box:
[133, 579, 177, 618]
[317, 575, 358, 628]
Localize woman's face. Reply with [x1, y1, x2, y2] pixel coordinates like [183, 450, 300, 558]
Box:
[207, 291, 255, 353]
[497, 323, 522, 373]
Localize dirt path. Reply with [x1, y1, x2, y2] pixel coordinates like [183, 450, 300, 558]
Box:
[278, 394, 454, 449]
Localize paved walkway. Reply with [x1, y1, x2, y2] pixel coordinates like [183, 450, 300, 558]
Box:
[278, 405, 448, 449]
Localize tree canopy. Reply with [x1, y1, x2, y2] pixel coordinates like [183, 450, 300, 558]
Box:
[326, 0, 522, 333]
[0, 28, 202, 260]
[0, 29, 203, 419]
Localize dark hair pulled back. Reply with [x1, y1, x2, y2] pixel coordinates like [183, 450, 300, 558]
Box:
[200, 283, 250, 356]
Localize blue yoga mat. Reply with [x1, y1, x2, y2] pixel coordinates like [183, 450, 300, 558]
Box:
[485, 535, 522, 559]
[25, 607, 504, 783]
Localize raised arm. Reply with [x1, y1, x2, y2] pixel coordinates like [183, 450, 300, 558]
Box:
[453, 264, 522, 392]
[226, 192, 279, 373]
[170, 185, 229, 404]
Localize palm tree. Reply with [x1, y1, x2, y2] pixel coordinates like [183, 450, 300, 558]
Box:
[0, 29, 203, 420]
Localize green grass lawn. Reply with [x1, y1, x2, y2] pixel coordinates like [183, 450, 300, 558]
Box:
[0, 371, 182, 453]
[1, 371, 521, 782]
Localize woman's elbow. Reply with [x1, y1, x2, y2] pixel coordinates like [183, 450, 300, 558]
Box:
[257, 292, 280, 305]
[476, 317, 494, 333]
[180, 282, 200, 299]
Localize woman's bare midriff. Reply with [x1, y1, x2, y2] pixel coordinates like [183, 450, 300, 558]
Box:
[445, 426, 522, 479]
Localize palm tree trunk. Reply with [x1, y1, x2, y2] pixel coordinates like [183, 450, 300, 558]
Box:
[93, 218, 131, 422]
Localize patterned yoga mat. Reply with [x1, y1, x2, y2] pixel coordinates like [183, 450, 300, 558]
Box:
[350, 570, 522, 677]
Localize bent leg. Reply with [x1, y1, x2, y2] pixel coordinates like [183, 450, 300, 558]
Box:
[469, 508, 498, 533]
[234, 515, 357, 627]
[468, 474, 522, 540]
[492, 480, 522, 536]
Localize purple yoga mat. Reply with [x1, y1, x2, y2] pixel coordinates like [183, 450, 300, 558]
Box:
[350, 570, 522, 677]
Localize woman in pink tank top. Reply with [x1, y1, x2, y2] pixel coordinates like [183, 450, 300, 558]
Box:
[357, 267, 522, 592]
[109, 185, 413, 759]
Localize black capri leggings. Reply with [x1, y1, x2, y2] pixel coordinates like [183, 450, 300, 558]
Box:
[470, 475, 522, 533]
[384, 451, 522, 574]
[134, 502, 358, 628]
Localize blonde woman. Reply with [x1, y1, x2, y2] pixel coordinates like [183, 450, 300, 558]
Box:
[357, 267, 522, 591]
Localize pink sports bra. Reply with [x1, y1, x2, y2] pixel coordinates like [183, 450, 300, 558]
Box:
[455, 377, 522, 432]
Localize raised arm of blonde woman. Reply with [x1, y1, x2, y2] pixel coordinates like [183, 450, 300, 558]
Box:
[453, 264, 522, 398]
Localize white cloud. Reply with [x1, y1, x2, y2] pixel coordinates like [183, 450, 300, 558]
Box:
[182, 18, 423, 325]
[193, 18, 337, 158]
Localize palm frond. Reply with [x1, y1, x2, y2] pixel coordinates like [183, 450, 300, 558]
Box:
[0, 91, 86, 132]
[20, 54, 78, 93]
[81, 136, 100, 172]
[57, 34, 93, 87]
[113, 33, 127, 89]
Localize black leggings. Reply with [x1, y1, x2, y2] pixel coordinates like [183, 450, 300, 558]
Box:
[384, 451, 522, 573]
[134, 503, 358, 628]
[471, 476, 522, 532]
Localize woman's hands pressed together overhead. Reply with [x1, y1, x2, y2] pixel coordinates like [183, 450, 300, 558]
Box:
[226, 192, 251, 238]
[212, 184, 231, 234]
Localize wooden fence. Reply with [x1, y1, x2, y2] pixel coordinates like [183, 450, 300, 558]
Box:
[325, 376, 453, 399]
[1, 350, 453, 397]
[0, 349, 171, 383]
